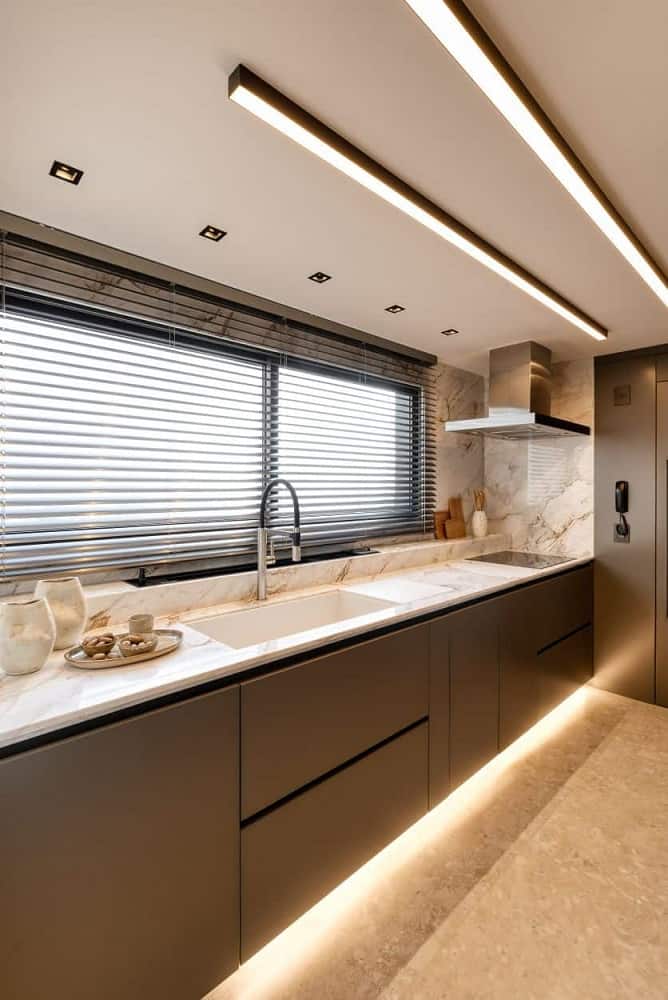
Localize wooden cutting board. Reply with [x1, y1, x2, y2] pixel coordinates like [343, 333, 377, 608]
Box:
[445, 496, 466, 538]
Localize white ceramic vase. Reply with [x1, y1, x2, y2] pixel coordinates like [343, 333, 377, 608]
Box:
[0, 598, 56, 675]
[471, 510, 488, 539]
[35, 576, 87, 650]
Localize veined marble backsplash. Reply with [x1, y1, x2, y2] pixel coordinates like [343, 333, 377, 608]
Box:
[485, 359, 594, 558]
[83, 534, 509, 628]
[434, 362, 485, 526]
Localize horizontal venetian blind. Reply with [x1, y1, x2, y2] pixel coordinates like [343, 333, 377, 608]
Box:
[274, 364, 425, 543]
[1, 313, 267, 577]
[0, 230, 436, 580]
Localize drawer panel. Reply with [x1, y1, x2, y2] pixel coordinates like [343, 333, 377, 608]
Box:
[241, 623, 429, 818]
[241, 720, 428, 960]
[533, 565, 593, 651]
[539, 624, 593, 717]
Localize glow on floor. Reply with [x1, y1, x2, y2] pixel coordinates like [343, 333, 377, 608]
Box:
[208, 685, 591, 999]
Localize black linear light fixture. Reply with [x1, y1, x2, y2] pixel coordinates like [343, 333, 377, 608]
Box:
[441, 328, 459, 335]
[385, 304, 405, 314]
[228, 64, 607, 341]
[403, 0, 668, 308]
[199, 224, 227, 242]
[308, 271, 332, 283]
[49, 160, 84, 185]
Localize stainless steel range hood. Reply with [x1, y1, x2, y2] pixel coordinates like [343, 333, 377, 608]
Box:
[445, 342, 590, 440]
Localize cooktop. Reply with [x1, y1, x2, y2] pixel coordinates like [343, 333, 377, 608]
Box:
[468, 550, 572, 570]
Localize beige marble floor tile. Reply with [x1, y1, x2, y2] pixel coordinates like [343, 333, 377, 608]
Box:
[208, 691, 667, 1000]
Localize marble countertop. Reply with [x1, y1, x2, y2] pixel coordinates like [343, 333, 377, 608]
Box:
[0, 554, 591, 752]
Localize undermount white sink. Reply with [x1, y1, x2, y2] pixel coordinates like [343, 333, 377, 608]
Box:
[190, 589, 397, 649]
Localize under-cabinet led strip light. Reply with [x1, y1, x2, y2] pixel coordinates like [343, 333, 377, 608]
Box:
[404, 0, 668, 308]
[220, 686, 590, 997]
[228, 65, 608, 342]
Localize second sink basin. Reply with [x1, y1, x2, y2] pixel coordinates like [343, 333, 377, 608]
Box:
[190, 589, 397, 649]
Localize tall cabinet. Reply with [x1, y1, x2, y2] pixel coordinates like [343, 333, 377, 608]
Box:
[594, 350, 668, 706]
[655, 371, 668, 706]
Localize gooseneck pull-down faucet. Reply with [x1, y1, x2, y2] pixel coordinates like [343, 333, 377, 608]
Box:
[257, 477, 301, 600]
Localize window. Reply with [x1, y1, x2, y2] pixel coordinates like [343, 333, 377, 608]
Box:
[276, 365, 423, 545]
[0, 308, 429, 581]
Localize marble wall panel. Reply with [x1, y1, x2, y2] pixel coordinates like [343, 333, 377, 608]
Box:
[433, 362, 485, 525]
[485, 359, 594, 557]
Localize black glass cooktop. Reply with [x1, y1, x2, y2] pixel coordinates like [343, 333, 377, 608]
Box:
[468, 550, 572, 569]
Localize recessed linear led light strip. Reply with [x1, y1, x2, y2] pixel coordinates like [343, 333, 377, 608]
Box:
[403, 0, 668, 309]
[219, 686, 590, 997]
[228, 65, 607, 342]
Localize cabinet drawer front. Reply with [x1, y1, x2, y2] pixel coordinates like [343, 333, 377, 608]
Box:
[241, 623, 429, 818]
[539, 624, 593, 716]
[534, 565, 593, 651]
[241, 721, 428, 960]
[499, 579, 594, 750]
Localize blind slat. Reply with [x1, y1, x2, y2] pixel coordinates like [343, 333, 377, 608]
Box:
[1, 233, 437, 580]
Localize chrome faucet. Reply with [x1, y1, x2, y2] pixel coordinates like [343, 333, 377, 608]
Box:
[257, 478, 301, 600]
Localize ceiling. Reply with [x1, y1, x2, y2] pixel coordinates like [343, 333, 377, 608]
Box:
[1, 0, 667, 373]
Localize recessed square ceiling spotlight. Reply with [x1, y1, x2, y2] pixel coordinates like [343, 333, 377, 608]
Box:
[385, 304, 405, 314]
[199, 225, 227, 242]
[308, 271, 332, 283]
[441, 328, 459, 336]
[49, 160, 84, 185]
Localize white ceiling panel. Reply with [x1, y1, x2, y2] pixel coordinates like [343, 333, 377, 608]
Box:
[1, 0, 666, 372]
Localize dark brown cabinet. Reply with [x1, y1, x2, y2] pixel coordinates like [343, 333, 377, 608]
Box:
[534, 563, 593, 653]
[448, 602, 500, 791]
[656, 379, 668, 706]
[241, 721, 428, 959]
[499, 566, 593, 748]
[0, 687, 240, 1000]
[498, 583, 546, 748]
[429, 603, 499, 805]
[241, 623, 429, 819]
[0, 562, 595, 988]
[428, 616, 450, 806]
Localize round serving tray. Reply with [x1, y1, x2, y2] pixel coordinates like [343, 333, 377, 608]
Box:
[64, 628, 183, 669]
